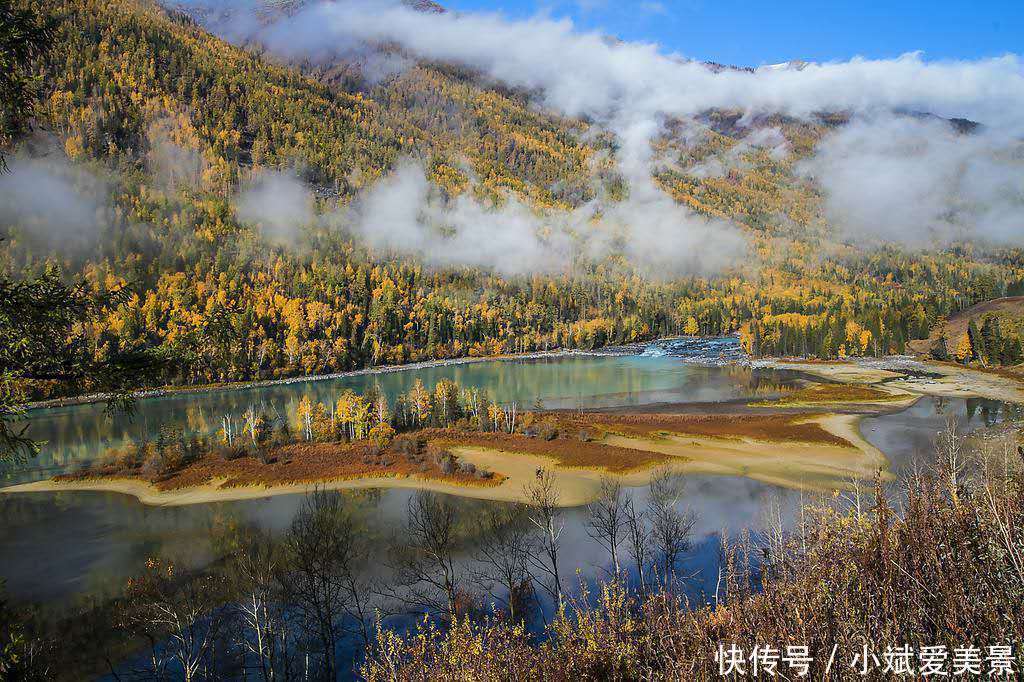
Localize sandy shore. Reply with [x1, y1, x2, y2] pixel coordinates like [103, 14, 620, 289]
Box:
[750, 383, 919, 411]
[596, 414, 889, 493]
[0, 474, 541, 507]
[758, 358, 1024, 404]
[2, 413, 888, 507]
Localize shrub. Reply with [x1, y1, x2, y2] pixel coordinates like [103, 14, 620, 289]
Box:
[429, 447, 457, 475]
[155, 425, 187, 471]
[538, 420, 559, 441]
[216, 444, 247, 461]
[369, 422, 397, 449]
[274, 414, 292, 444]
[139, 444, 164, 478]
[393, 436, 419, 457]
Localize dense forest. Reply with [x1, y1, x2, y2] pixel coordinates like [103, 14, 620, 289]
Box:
[3, 0, 1024, 403]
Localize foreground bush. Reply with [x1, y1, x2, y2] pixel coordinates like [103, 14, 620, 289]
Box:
[363, 440, 1024, 680]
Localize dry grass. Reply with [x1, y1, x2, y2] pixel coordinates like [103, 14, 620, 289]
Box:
[57, 438, 503, 491]
[752, 382, 896, 406]
[422, 429, 673, 473]
[566, 413, 852, 447]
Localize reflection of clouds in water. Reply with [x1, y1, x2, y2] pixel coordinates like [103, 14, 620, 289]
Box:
[0, 491, 228, 603]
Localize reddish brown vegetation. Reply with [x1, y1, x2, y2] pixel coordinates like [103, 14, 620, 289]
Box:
[759, 382, 895, 405]
[57, 436, 502, 491]
[55, 410, 858, 494]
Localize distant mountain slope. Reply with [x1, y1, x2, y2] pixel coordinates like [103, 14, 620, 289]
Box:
[170, 0, 851, 228]
[909, 297, 1024, 364]
[2, 0, 1023, 399]
[42, 0, 595, 204]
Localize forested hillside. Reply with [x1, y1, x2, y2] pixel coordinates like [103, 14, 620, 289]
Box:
[4, 0, 1024, 399]
[909, 297, 1024, 366]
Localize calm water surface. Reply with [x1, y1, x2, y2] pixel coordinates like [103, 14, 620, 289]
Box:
[0, 348, 1014, 608]
[5, 353, 800, 485]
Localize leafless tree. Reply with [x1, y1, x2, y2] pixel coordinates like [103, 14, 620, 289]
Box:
[388, 491, 464, 623]
[525, 469, 565, 611]
[471, 503, 535, 622]
[221, 414, 236, 446]
[586, 477, 627, 576]
[938, 415, 967, 505]
[648, 468, 695, 588]
[839, 473, 867, 521]
[244, 405, 262, 446]
[279, 489, 363, 681]
[0, 598, 53, 682]
[624, 495, 651, 597]
[118, 558, 229, 682]
[759, 492, 791, 581]
[502, 401, 518, 433]
[230, 529, 297, 682]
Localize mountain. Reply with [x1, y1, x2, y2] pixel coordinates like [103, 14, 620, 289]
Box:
[755, 59, 811, 72]
[3, 0, 1023, 400]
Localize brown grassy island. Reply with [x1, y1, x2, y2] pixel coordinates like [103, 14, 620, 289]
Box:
[10, 360, 999, 507]
[4, 408, 888, 507]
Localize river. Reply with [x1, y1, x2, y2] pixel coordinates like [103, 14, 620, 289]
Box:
[0, 340, 1015, 612]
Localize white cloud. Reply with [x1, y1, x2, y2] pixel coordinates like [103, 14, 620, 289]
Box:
[0, 156, 107, 252]
[235, 170, 315, 243]
[345, 161, 745, 276]
[639, 1, 668, 16]
[798, 115, 1024, 247]
[184, 0, 1024, 253]
[237, 3, 1023, 133]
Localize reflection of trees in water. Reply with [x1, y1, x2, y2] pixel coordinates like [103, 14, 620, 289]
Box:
[11, 379, 1020, 675]
[9, 473, 814, 678]
[97, 476, 710, 678]
[15, 358, 799, 482]
[965, 397, 1023, 426]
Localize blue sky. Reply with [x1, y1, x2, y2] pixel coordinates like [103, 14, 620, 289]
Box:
[442, 0, 1023, 67]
